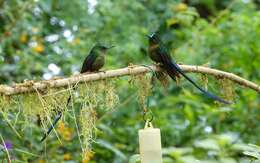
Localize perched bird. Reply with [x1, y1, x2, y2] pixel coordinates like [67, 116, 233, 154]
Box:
[147, 32, 231, 104]
[80, 45, 115, 73]
[40, 44, 114, 142]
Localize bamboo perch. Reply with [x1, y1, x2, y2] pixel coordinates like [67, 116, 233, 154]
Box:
[0, 65, 259, 95]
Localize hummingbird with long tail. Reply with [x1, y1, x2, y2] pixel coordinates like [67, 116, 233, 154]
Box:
[147, 32, 231, 104]
[40, 44, 114, 142]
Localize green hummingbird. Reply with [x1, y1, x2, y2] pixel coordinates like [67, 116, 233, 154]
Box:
[147, 32, 231, 104]
[40, 44, 114, 142]
[80, 44, 115, 72]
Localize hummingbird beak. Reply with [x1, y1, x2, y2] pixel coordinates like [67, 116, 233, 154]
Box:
[104, 45, 115, 50]
[103, 45, 115, 54]
[146, 34, 152, 38]
[107, 45, 115, 49]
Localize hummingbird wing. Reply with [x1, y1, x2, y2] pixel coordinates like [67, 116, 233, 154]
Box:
[157, 45, 180, 80]
[80, 52, 98, 73]
[158, 44, 231, 104]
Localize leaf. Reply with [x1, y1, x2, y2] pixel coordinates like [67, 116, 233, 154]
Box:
[219, 157, 237, 163]
[194, 139, 220, 151]
[96, 139, 127, 161]
[242, 144, 260, 160]
[248, 144, 260, 153]
[129, 154, 140, 163]
[243, 151, 260, 160]
[163, 147, 193, 159]
[166, 18, 179, 28]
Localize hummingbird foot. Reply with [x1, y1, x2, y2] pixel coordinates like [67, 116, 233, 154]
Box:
[128, 63, 137, 69]
[96, 70, 106, 73]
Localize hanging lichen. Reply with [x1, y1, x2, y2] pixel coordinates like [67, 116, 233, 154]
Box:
[44, 87, 71, 114]
[41, 87, 71, 128]
[80, 103, 97, 156]
[130, 73, 152, 112]
[200, 74, 209, 91]
[218, 77, 235, 101]
[0, 95, 12, 112]
[76, 79, 119, 155]
[18, 85, 73, 130]
[78, 79, 119, 112]
[104, 80, 119, 111]
[0, 77, 121, 158]
[22, 92, 44, 123]
[0, 95, 19, 122]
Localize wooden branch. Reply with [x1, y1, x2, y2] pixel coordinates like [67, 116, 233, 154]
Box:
[0, 65, 259, 96]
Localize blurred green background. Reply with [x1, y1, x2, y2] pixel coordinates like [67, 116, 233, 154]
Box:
[0, 0, 260, 162]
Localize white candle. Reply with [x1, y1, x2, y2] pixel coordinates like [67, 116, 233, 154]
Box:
[139, 125, 162, 163]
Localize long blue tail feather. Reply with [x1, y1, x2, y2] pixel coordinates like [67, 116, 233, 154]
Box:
[164, 61, 231, 104]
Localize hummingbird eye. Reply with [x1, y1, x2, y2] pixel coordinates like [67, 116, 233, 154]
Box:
[150, 33, 156, 37]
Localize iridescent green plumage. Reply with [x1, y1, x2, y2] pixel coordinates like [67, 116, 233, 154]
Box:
[147, 32, 231, 104]
[81, 44, 113, 72]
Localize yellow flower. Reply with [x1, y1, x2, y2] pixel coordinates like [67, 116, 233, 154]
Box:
[174, 3, 188, 12]
[20, 34, 28, 43]
[33, 43, 44, 53]
[63, 130, 72, 141]
[82, 151, 95, 163]
[71, 38, 81, 45]
[63, 153, 71, 160]
[57, 122, 73, 141]
[38, 159, 45, 163]
[57, 122, 65, 132]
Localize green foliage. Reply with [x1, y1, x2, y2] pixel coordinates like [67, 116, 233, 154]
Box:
[0, 0, 259, 162]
